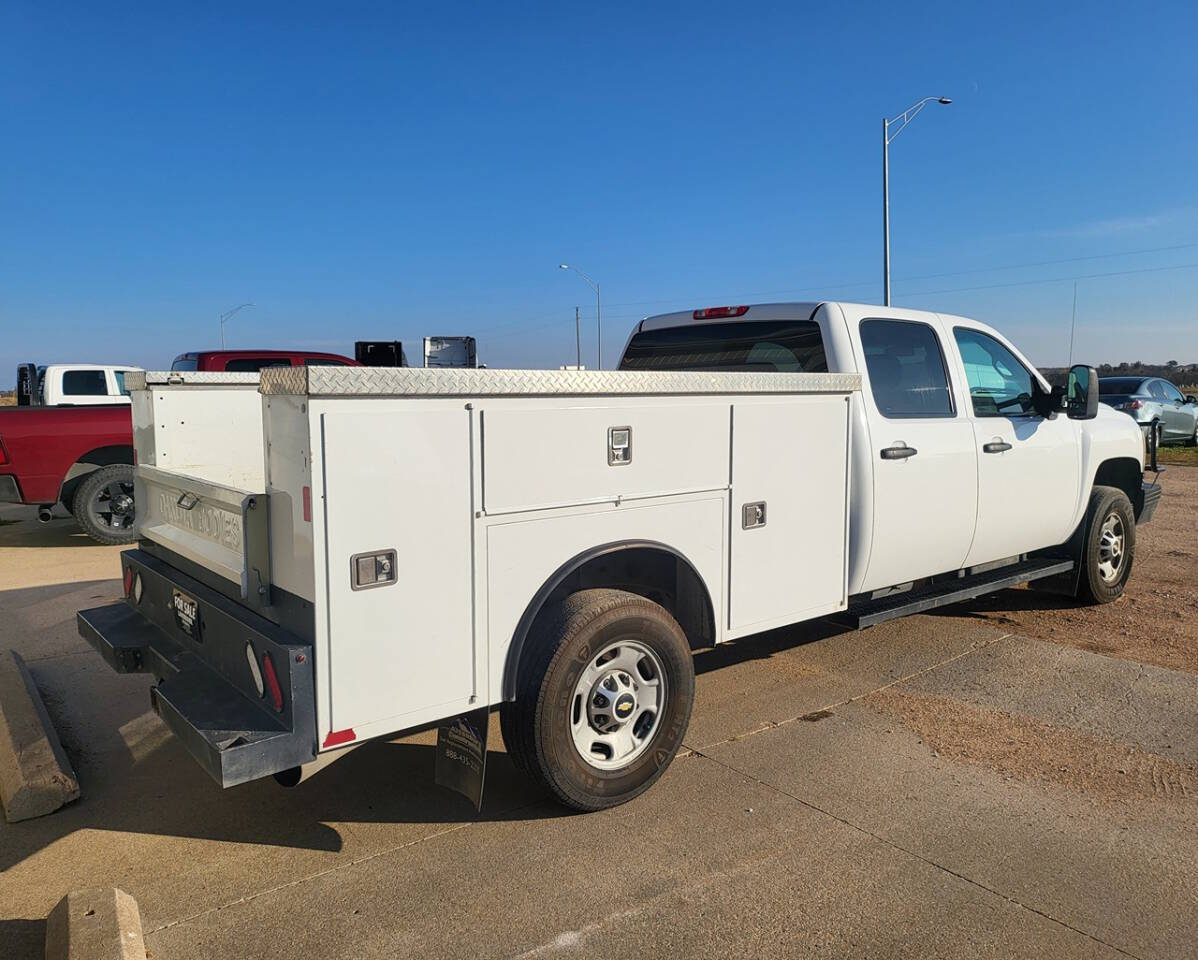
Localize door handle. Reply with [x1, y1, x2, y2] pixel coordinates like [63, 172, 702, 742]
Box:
[983, 441, 1012, 454]
[880, 444, 918, 460]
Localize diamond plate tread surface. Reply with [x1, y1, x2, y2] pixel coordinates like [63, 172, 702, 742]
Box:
[259, 366, 862, 398]
[131, 371, 263, 389]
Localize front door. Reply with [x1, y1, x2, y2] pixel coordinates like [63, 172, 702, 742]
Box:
[951, 325, 1081, 565]
[1157, 380, 1191, 442]
[852, 314, 978, 593]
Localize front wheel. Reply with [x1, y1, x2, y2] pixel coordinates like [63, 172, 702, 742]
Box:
[501, 589, 695, 811]
[73, 464, 137, 545]
[1075, 486, 1135, 605]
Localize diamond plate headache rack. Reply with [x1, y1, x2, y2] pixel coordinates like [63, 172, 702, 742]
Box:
[258, 366, 862, 398]
[128, 371, 263, 390]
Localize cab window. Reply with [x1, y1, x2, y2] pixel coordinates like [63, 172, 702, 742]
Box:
[304, 357, 350, 366]
[953, 328, 1036, 417]
[859, 319, 955, 418]
[1160, 381, 1184, 404]
[170, 356, 199, 371]
[62, 370, 108, 396]
[224, 358, 291, 372]
[113, 371, 132, 395]
[620, 321, 827, 373]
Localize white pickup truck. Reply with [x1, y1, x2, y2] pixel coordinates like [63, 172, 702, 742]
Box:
[16, 363, 141, 406]
[78, 301, 1156, 811]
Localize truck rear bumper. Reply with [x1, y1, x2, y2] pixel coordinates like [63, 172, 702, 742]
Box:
[77, 550, 316, 788]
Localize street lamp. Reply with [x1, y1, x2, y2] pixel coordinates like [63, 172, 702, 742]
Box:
[559, 264, 602, 369]
[883, 96, 951, 306]
[219, 302, 254, 349]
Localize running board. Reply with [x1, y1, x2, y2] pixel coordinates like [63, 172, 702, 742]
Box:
[832, 558, 1075, 629]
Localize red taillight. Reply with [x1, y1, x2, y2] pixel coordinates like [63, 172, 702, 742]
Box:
[1128, 399, 1144, 410]
[261, 651, 284, 713]
[123, 566, 134, 598]
[302, 485, 312, 523]
[693, 305, 749, 320]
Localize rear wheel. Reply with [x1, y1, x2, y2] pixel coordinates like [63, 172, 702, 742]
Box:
[1075, 486, 1135, 605]
[501, 589, 694, 811]
[73, 465, 136, 545]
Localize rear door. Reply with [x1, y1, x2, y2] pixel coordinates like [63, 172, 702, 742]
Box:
[949, 324, 1080, 563]
[849, 311, 978, 593]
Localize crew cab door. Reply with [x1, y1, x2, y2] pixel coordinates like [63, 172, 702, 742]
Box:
[949, 324, 1080, 564]
[1157, 380, 1191, 441]
[850, 312, 978, 593]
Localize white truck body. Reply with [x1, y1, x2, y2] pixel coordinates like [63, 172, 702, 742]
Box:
[78, 302, 1152, 801]
[28, 364, 142, 405]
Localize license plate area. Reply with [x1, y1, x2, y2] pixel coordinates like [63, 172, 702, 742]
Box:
[172, 589, 202, 641]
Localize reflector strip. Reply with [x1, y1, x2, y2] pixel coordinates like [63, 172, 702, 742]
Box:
[122, 566, 134, 598]
[302, 486, 312, 522]
[323, 728, 356, 748]
[261, 652, 284, 713]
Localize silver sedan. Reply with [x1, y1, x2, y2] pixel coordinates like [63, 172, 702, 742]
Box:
[1098, 376, 1198, 446]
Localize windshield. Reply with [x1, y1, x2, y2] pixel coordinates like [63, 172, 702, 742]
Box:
[620, 320, 827, 373]
[171, 356, 198, 371]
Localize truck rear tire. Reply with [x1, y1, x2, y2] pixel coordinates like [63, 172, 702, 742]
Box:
[501, 588, 694, 811]
[73, 464, 137, 545]
[1075, 485, 1135, 605]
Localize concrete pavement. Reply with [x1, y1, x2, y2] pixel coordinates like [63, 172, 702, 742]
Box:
[1, 504, 1195, 959]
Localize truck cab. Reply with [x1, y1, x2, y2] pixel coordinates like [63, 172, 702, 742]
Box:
[619, 301, 1152, 600]
[170, 350, 358, 372]
[17, 363, 141, 406]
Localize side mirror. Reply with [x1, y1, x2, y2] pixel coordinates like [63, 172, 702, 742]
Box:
[1066, 364, 1099, 420]
[1187, 394, 1198, 405]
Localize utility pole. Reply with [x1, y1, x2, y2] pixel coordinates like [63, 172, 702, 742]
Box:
[575, 306, 582, 369]
[1067, 282, 1079, 366]
[219, 302, 254, 349]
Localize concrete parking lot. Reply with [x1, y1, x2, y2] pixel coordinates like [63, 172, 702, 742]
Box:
[1, 469, 1195, 960]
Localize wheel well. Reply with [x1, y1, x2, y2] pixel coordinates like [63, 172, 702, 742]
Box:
[1093, 457, 1143, 518]
[59, 445, 134, 508]
[502, 542, 716, 701]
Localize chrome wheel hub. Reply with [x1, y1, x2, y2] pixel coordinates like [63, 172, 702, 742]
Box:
[1097, 512, 1125, 584]
[570, 639, 665, 771]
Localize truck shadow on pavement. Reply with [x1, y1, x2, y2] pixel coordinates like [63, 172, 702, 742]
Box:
[0, 517, 112, 548]
[0, 918, 44, 960]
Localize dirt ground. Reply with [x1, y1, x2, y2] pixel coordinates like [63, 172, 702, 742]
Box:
[938, 464, 1198, 674]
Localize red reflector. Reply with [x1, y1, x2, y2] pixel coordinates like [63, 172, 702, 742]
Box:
[302, 486, 312, 523]
[123, 566, 134, 597]
[323, 728, 356, 748]
[261, 652, 284, 713]
[693, 305, 749, 320]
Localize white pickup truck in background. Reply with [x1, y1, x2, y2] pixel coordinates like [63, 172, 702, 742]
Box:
[16, 363, 141, 406]
[78, 301, 1156, 811]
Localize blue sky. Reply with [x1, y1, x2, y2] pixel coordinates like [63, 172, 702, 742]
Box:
[2, 1, 1196, 382]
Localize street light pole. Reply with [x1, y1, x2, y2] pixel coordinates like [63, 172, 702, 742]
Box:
[559, 264, 602, 369]
[219, 302, 254, 349]
[882, 96, 951, 306]
[575, 306, 582, 369]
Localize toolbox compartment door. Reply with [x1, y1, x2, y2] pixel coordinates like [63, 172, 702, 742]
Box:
[728, 396, 850, 635]
[320, 408, 476, 734]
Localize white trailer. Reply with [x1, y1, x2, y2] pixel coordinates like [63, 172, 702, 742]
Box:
[78, 301, 1155, 810]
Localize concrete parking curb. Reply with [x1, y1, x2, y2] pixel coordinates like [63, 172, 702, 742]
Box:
[45, 888, 147, 960]
[0, 649, 80, 822]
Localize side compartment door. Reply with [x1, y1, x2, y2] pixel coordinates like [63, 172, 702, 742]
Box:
[321, 407, 476, 734]
[852, 315, 978, 593]
[729, 396, 850, 635]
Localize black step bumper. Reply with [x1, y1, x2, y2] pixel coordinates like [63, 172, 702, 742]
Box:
[77, 550, 317, 788]
[1137, 481, 1162, 525]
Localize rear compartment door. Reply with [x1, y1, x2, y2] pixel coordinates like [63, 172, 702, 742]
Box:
[320, 408, 475, 733]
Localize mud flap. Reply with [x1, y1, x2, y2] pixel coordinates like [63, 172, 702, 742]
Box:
[434, 707, 490, 811]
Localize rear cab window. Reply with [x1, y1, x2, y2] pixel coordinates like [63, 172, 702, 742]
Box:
[61, 369, 109, 396]
[619, 320, 827, 372]
[223, 358, 292, 373]
[858, 319, 955, 418]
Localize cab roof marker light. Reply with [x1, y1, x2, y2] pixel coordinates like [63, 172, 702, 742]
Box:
[693, 305, 749, 320]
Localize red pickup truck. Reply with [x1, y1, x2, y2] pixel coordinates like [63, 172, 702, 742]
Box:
[1, 350, 357, 543]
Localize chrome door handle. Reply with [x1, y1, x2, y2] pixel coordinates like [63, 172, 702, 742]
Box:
[983, 441, 1012, 453]
[880, 444, 918, 460]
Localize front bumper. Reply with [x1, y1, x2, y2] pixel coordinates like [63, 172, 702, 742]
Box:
[77, 549, 316, 787]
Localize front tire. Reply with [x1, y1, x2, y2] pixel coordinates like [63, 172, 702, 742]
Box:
[501, 589, 695, 811]
[1075, 486, 1135, 605]
[73, 464, 136, 545]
